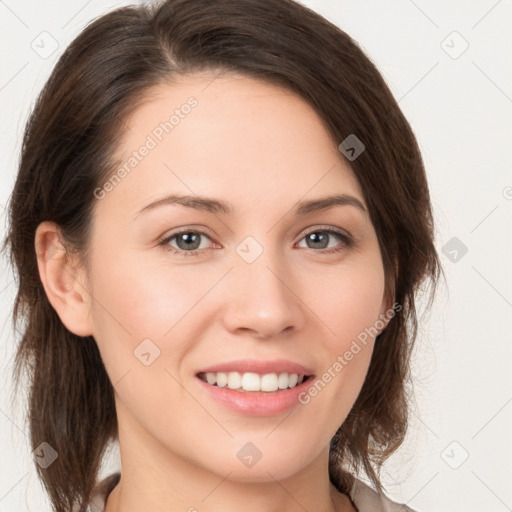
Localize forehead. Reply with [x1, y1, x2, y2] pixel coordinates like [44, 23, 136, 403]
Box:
[96, 72, 365, 220]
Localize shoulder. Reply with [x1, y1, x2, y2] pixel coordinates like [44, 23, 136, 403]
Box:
[349, 478, 418, 512]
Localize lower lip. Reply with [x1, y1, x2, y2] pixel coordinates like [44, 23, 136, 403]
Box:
[195, 376, 315, 416]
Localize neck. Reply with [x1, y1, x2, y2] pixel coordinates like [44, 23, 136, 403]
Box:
[105, 472, 354, 512]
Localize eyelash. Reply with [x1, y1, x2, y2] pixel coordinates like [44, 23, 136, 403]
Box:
[157, 226, 353, 258]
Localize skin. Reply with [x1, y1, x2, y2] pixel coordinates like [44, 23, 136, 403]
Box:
[35, 72, 393, 512]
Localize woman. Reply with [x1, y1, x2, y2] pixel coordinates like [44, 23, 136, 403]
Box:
[2, 0, 442, 511]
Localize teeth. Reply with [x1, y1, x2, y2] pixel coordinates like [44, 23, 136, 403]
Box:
[206, 373, 217, 385]
[242, 372, 261, 391]
[216, 372, 228, 388]
[260, 373, 278, 392]
[227, 371, 242, 389]
[200, 371, 307, 392]
[278, 372, 289, 389]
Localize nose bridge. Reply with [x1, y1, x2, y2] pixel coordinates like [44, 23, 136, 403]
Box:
[223, 235, 303, 337]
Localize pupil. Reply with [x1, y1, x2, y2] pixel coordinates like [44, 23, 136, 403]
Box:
[309, 232, 327, 248]
[179, 233, 200, 250]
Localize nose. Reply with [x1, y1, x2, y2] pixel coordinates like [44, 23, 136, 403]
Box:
[221, 249, 305, 340]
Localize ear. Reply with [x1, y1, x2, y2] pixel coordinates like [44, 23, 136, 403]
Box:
[34, 221, 94, 337]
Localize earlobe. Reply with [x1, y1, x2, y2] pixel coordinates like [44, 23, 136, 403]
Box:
[34, 221, 94, 337]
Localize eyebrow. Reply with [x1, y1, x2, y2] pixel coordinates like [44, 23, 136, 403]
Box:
[132, 193, 367, 219]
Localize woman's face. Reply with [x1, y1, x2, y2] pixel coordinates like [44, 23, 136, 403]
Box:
[83, 72, 390, 482]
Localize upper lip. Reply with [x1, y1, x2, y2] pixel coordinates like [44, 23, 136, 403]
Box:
[196, 359, 315, 376]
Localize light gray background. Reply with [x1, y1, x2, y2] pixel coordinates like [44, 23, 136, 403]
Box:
[1, 1, 511, 511]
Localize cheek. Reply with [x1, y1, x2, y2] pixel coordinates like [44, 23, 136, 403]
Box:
[303, 256, 385, 402]
[314, 257, 386, 348]
[88, 254, 219, 392]
[87, 257, 198, 419]
[90, 255, 199, 341]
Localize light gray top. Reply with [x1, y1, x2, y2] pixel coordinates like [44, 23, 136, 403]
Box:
[83, 472, 417, 512]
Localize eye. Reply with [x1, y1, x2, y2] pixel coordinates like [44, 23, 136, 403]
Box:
[296, 227, 353, 254]
[159, 229, 216, 257]
[158, 226, 353, 257]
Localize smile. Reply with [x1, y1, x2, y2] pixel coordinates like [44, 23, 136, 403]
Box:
[197, 371, 309, 392]
[195, 361, 315, 416]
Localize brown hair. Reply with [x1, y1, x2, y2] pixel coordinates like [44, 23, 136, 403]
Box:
[2, 0, 443, 510]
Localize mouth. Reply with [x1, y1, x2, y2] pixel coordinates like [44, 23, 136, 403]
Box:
[196, 371, 314, 393]
[194, 359, 316, 415]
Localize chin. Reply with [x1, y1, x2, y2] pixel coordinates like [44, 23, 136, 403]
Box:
[196, 441, 317, 483]
[218, 462, 307, 484]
